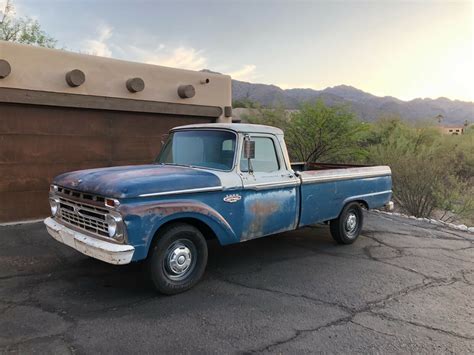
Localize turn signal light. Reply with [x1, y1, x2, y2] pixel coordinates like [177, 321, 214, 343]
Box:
[105, 198, 120, 208]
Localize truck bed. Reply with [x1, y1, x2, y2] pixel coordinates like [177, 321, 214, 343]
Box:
[294, 163, 392, 227]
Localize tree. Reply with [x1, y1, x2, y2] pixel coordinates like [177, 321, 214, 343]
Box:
[285, 102, 368, 163]
[0, 0, 56, 48]
[232, 99, 259, 109]
[244, 104, 289, 128]
[434, 114, 444, 124]
[246, 101, 367, 163]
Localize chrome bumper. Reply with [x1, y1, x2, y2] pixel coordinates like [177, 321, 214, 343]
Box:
[384, 201, 394, 212]
[44, 217, 134, 265]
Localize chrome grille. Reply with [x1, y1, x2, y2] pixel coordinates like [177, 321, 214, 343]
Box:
[58, 197, 110, 238]
[57, 186, 105, 203]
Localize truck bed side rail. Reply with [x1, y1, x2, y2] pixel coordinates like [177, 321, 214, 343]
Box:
[299, 165, 391, 184]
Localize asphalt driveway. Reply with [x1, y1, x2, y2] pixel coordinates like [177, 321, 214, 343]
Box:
[0, 212, 473, 353]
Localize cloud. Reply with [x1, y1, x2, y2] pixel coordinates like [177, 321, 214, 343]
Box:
[83, 24, 113, 57]
[0, 0, 7, 19]
[227, 64, 258, 81]
[137, 46, 208, 70]
[81, 25, 208, 71]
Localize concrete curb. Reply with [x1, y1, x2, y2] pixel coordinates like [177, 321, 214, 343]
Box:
[373, 209, 474, 233]
[0, 218, 45, 227]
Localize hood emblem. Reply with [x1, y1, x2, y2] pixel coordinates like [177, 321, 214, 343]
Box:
[71, 179, 83, 187]
[223, 194, 241, 203]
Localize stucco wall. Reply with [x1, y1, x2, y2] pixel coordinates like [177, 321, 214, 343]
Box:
[0, 42, 232, 222]
[0, 41, 232, 120]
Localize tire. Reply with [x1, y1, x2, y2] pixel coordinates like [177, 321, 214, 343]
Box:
[146, 223, 208, 295]
[330, 202, 364, 244]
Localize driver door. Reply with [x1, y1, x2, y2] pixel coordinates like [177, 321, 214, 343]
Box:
[238, 134, 299, 241]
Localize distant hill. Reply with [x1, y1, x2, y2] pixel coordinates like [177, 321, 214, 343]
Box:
[231, 80, 473, 125]
[201, 71, 471, 125]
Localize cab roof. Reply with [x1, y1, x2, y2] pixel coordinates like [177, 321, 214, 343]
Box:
[171, 123, 284, 135]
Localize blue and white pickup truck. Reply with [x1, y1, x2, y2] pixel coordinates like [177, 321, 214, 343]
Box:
[45, 123, 393, 294]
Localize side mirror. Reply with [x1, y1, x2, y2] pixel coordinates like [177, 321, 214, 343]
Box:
[243, 139, 255, 159]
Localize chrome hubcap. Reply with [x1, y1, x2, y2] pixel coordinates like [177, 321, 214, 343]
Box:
[168, 244, 192, 274]
[345, 212, 358, 234]
[163, 240, 196, 281]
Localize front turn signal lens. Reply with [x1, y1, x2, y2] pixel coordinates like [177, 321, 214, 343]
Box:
[105, 198, 120, 208]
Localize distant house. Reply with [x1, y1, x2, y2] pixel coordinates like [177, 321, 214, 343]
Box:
[438, 126, 465, 135]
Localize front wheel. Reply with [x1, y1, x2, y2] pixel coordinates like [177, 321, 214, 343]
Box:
[147, 223, 208, 295]
[330, 202, 364, 244]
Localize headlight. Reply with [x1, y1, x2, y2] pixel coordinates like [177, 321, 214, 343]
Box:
[106, 213, 123, 239]
[49, 197, 60, 216]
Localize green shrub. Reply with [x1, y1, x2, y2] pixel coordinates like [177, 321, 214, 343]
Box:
[365, 119, 474, 221]
[245, 103, 473, 222]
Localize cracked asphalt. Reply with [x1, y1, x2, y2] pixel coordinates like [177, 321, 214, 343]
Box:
[1, 212, 473, 354]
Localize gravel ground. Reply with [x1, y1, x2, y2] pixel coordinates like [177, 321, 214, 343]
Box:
[0, 212, 473, 354]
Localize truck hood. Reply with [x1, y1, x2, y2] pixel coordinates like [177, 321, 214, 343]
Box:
[53, 164, 222, 199]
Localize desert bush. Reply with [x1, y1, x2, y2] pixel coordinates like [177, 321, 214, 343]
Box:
[245, 103, 473, 222]
[365, 119, 474, 220]
[232, 99, 260, 109]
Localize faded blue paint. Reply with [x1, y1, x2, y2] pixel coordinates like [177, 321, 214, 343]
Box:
[118, 193, 242, 260]
[53, 164, 221, 198]
[298, 175, 392, 227]
[116, 175, 391, 262]
[49, 125, 393, 264]
[240, 187, 298, 241]
[119, 186, 300, 261]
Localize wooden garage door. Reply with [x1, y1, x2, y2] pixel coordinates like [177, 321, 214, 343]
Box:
[0, 103, 214, 222]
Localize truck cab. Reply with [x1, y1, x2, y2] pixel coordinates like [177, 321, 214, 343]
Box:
[45, 123, 392, 294]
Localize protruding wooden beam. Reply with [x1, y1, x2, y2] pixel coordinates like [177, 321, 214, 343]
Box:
[224, 106, 232, 117]
[0, 60, 11, 79]
[177, 85, 196, 99]
[126, 77, 145, 93]
[65, 69, 85, 87]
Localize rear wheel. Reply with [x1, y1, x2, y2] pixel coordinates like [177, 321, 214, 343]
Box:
[147, 223, 208, 295]
[330, 202, 364, 244]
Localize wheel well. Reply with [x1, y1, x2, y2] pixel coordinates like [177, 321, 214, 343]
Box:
[353, 200, 369, 210]
[331, 200, 368, 222]
[152, 218, 219, 244]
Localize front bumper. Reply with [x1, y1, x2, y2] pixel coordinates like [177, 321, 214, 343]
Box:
[44, 217, 134, 265]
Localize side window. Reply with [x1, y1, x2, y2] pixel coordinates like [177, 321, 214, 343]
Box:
[240, 137, 279, 173]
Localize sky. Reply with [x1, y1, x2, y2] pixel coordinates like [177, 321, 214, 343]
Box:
[5, 0, 474, 102]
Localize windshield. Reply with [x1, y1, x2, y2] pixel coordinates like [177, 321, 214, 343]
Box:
[157, 130, 237, 171]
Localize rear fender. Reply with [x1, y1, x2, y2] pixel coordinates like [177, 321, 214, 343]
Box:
[342, 190, 392, 211]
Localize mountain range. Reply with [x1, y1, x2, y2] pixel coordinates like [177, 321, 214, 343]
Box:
[228, 76, 473, 125]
